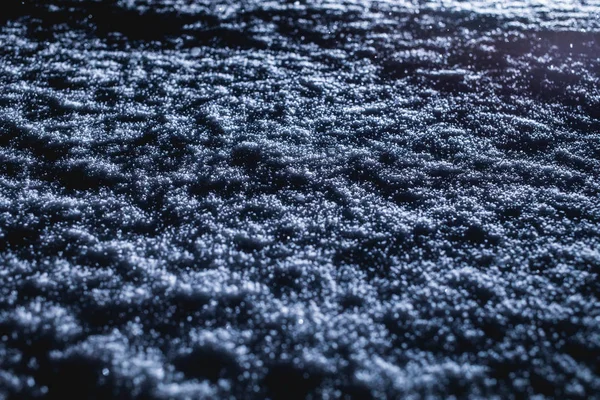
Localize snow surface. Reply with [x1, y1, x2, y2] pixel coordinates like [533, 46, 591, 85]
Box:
[0, 0, 599, 398]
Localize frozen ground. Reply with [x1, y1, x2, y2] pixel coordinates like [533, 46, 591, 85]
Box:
[0, 0, 599, 398]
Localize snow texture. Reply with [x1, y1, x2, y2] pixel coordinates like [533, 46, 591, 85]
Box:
[0, 0, 599, 398]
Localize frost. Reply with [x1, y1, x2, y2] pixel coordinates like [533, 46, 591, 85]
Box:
[0, 0, 599, 398]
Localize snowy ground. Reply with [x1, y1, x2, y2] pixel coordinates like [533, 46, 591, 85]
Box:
[0, 0, 599, 398]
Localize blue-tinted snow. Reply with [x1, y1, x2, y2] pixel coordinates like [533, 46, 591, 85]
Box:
[0, 0, 599, 398]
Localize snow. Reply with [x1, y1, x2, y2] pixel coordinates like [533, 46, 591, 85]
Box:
[0, 0, 599, 398]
